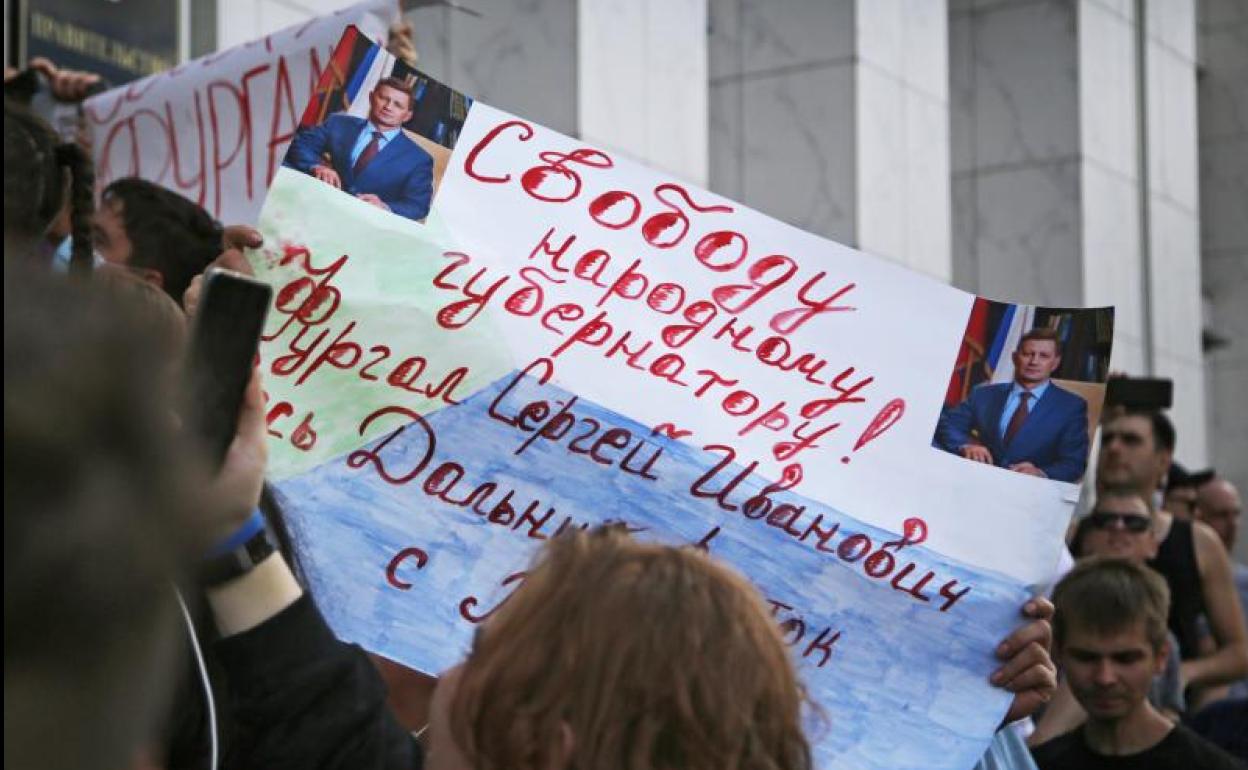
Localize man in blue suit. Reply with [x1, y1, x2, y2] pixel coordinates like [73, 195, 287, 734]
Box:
[936, 327, 1089, 482]
[284, 77, 433, 221]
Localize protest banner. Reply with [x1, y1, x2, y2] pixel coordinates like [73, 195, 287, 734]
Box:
[84, 0, 396, 226]
[252, 29, 1114, 769]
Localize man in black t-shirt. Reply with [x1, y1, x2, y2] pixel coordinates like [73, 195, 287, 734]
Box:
[1031, 558, 1244, 769]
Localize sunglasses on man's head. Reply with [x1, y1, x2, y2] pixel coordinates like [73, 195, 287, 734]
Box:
[1087, 511, 1152, 533]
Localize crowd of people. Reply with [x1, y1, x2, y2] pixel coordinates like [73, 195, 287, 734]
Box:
[4, 53, 1245, 770]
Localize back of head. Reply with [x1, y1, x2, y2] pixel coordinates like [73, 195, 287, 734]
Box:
[4, 264, 199, 770]
[93, 268, 188, 360]
[1052, 557, 1170, 652]
[451, 526, 811, 770]
[4, 100, 95, 273]
[101, 178, 222, 301]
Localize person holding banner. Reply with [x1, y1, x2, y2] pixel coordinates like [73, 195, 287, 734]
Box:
[420, 526, 1059, 770]
[936, 327, 1090, 482]
[283, 76, 434, 222]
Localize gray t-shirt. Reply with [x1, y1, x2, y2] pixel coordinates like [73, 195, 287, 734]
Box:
[1149, 630, 1186, 715]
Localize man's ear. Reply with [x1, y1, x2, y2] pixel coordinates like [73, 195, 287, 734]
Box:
[546, 721, 575, 770]
[134, 268, 164, 289]
[1154, 637, 1171, 677]
[1157, 452, 1173, 482]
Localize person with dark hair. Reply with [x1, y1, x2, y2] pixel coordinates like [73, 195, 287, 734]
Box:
[1030, 558, 1243, 769]
[283, 76, 435, 221]
[1163, 463, 1216, 521]
[1096, 409, 1248, 696]
[94, 177, 224, 302]
[3, 99, 94, 274]
[936, 326, 1091, 481]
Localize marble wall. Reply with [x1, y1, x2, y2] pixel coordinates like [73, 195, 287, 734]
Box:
[578, 0, 708, 185]
[950, 0, 1083, 306]
[1078, 0, 1145, 375]
[217, 0, 360, 49]
[1198, 0, 1248, 560]
[707, 0, 951, 280]
[855, 0, 952, 281]
[1145, 0, 1206, 466]
[708, 0, 857, 242]
[406, 0, 578, 136]
[951, 0, 1208, 464]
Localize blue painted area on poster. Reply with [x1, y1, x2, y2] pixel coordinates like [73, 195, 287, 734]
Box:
[277, 366, 1032, 770]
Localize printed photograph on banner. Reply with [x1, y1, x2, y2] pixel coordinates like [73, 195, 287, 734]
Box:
[931, 299, 1115, 484]
[281, 25, 473, 223]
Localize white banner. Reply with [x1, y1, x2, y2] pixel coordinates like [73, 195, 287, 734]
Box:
[85, 0, 396, 225]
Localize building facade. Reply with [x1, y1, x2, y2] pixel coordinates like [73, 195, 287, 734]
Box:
[19, 0, 1245, 559]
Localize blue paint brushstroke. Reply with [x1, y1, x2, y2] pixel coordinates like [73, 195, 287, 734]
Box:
[277, 369, 1033, 770]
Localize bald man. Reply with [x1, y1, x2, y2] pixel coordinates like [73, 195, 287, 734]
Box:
[1198, 479, 1243, 556]
[1196, 478, 1248, 704]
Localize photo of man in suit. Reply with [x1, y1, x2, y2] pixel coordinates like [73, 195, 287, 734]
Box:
[935, 327, 1090, 482]
[283, 76, 434, 221]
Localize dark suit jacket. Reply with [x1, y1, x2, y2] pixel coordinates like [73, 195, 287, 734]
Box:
[283, 114, 433, 221]
[935, 381, 1089, 482]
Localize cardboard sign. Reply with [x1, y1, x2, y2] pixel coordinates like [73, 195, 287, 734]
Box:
[252, 30, 1114, 770]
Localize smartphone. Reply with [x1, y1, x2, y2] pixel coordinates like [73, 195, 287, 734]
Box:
[184, 270, 273, 468]
[1104, 376, 1173, 410]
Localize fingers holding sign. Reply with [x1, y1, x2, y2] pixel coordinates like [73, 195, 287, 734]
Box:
[993, 597, 1057, 725]
[28, 56, 102, 102]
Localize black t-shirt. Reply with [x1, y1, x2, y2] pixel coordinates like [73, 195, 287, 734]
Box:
[1031, 724, 1246, 770]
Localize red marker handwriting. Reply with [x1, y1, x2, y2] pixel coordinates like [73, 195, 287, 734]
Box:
[841, 398, 905, 463]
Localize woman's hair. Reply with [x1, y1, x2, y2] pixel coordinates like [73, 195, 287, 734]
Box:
[450, 526, 812, 770]
[3, 99, 94, 274]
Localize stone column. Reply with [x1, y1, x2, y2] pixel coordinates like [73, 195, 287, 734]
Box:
[707, 0, 952, 280]
[951, 0, 1207, 464]
[1198, 0, 1248, 559]
[577, 0, 709, 185]
[405, 0, 579, 136]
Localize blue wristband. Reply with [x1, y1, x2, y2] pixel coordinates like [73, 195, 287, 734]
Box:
[205, 509, 267, 559]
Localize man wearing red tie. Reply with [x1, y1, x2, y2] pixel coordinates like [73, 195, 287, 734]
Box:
[284, 77, 434, 221]
[935, 327, 1090, 482]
